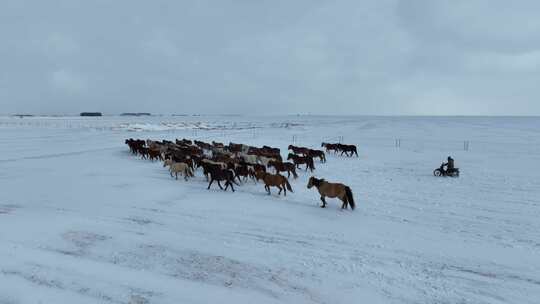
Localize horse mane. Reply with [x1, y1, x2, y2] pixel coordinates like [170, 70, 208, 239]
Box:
[311, 177, 325, 187]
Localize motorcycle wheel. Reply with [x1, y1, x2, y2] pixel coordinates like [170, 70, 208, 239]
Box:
[433, 169, 442, 177]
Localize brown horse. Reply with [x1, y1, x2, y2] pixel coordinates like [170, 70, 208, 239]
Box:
[267, 160, 298, 179]
[307, 177, 355, 210]
[255, 171, 293, 196]
[288, 145, 310, 155]
[148, 148, 162, 161]
[321, 142, 339, 154]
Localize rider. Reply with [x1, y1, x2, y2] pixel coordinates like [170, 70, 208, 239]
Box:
[442, 156, 455, 174]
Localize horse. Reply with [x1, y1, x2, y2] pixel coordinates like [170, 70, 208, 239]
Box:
[148, 148, 162, 161]
[308, 149, 326, 163]
[257, 155, 281, 167]
[163, 159, 194, 181]
[288, 145, 310, 155]
[321, 142, 340, 154]
[201, 159, 228, 169]
[237, 152, 258, 164]
[267, 160, 298, 179]
[233, 163, 254, 183]
[262, 146, 280, 155]
[207, 166, 237, 192]
[176, 138, 192, 145]
[212, 141, 225, 148]
[255, 171, 293, 196]
[287, 153, 315, 172]
[125, 139, 144, 154]
[337, 144, 358, 157]
[137, 147, 149, 159]
[307, 177, 355, 210]
[245, 162, 266, 175]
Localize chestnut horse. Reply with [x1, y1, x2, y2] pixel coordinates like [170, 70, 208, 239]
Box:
[255, 171, 293, 196]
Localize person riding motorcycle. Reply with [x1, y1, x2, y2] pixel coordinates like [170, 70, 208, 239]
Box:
[442, 156, 455, 174]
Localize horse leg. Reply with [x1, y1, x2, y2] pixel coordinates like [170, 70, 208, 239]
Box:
[217, 180, 224, 190]
[320, 196, 327, 208]
[229, 180, 235, 192]
[278, 185, 282, 195]
[207, 178, 214, 189]
[175, 172, 178, 180]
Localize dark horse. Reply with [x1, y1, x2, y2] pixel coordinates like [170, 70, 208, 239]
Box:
[321, 142, 339, 154]
[337, 144, 358, 157]
[308, 149, 326, 163]
[287, 153, 315, 172]
[207, 165, 238, 192]
[288, 145, 310, 155]
[267, 160, 298, 179]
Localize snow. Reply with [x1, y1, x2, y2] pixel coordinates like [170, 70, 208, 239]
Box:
[0, 115, 539, 303]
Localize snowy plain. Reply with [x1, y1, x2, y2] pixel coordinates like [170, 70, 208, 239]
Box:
[0, 115, 539, 303]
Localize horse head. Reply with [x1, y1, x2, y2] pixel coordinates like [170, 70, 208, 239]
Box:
[307, 176, 315, 189]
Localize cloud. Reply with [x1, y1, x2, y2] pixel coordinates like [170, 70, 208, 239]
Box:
[1, 0, 539, 115]
[49, 69, 86, 92]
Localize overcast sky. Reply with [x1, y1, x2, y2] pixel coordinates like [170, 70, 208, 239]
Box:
[2, 0, 539, 115]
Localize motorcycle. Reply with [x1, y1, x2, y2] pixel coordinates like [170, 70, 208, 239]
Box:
[433, 163, 459, 177]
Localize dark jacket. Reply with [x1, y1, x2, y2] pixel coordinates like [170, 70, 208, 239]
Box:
[444, 158, 455, 170]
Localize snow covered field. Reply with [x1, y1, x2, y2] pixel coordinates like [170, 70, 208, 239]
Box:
[0, 115, 539, 303]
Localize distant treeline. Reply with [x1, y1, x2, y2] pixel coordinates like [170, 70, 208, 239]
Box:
[121, 113, 151, 116]
[80, 112, 102, 117]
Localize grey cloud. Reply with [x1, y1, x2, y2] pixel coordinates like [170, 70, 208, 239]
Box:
[1, 0, 539, 115]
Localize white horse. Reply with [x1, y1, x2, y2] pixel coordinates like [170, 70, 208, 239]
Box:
[236, 153, 258, 164]
[257, 156, 280, 167]
[163, 159, 194, 180]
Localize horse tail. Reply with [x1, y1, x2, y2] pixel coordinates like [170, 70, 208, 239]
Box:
[285, 179, 293, 192]
[345, 186, 355, 210]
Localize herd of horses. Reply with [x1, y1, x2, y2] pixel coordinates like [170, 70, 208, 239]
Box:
[125, 138, 357, 210]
